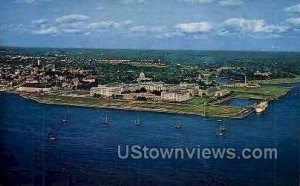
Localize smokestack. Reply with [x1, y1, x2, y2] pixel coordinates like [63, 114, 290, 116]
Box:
[244, 75, 247, 84]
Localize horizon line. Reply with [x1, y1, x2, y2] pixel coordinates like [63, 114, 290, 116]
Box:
[1, 45, 300, 53]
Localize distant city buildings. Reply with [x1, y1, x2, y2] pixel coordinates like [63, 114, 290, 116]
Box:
[1, 52, 269, 104]
[254, 71, 272, 77]
[0, 54, 96, 91]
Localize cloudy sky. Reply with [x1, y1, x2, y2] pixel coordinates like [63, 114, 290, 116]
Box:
[1, 0, 300, 51]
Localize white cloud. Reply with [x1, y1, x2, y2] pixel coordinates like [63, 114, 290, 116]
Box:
[88, 20, 132, 30]
[130, 26, 148, 32]
[130, 25, 164, 32]
[59, 21, 88, 33]
[124, 20, 134, 25]
[129, 25, 182, 38]
[88, 21, 121, 29]
[158, 31, 184, 38]
[175, 22, 213, 33]
[31, 14, 131, 35]
[218, 0, 243, 6]
[287, 17, 300, 25]
[284, 4, 300, 13]
[31, 19, 47, 25]
[32, 26, 58, 35]
[219, 18, 289, 36]
[55, 14, 89, 23]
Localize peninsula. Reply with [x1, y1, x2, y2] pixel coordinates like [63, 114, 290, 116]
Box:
[1, 47, 297, 118]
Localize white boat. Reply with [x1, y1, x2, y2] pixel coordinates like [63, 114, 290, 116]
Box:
[48, 134, 56, 141]
[134, 116, 141, 126]
[173, 120, 182, 129]
[216, 120, 226, 136]
[61, 112, 69, 123]
[255, 101, 268, 113]
[102, 113, 110, 124]
[216, 128, 224, 136]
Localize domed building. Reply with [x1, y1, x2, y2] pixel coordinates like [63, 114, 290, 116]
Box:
[137, 72, 152, 82]
[138, 72, 145, 81]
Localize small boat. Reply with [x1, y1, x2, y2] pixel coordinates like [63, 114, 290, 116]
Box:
[61, 115, 69, 123]
[216, 119, 226, 136]
[134, 116, 141, 126]
[216, 128, 224, 136]
[61, 111, 69, 123]
[61, 118, 68, 122]
[48, 134, 56, 141]
[173, 120, 182, 129]
[102, 113, 110, 124]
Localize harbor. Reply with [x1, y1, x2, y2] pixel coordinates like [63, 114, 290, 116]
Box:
[1, 0, 300, 184]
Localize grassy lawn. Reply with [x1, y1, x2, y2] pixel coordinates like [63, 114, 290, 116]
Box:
[185, 97, 210, 105]
[31, 84, 291, 118]
[66, 90, 90, 95]
[250, 75, 300, 85]
[225, 85, 291, 99]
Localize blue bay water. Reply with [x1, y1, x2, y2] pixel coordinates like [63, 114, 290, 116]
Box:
[222, 98, 258, 107]
[0, 84, 299, 185]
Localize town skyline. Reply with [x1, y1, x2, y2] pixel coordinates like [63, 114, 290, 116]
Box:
[1, 0, 300, 51]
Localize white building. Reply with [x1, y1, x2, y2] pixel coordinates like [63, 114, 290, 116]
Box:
[122, 84, 141, 92]
[214, 89, 231, 97]
[90, 84, 123, 97]
[17, 83, 52, 93]
[161, 91, 191, 102]
[82, 78, 96, 83]
[141, 82, 183, 93]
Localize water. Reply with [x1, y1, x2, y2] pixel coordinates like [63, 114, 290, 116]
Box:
[222, 98, 258, 107]
[0, 84, 299, 185]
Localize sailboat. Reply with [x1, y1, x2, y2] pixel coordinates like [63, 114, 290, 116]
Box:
[173, 119, 182, 129]
[61, 111, 69, 123]
[48, 133, 57, 141]
[216, 119, 226, 136]
[134, 116, 141, 126]
[102, 113, 110, 124]
[216, 128, 224, 136]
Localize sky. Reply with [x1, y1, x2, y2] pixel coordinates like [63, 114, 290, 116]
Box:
[1, 0, 300, 51]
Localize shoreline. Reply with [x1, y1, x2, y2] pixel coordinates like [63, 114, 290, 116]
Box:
[1, 82, 293, 119]
[15, 92, 252, 119]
